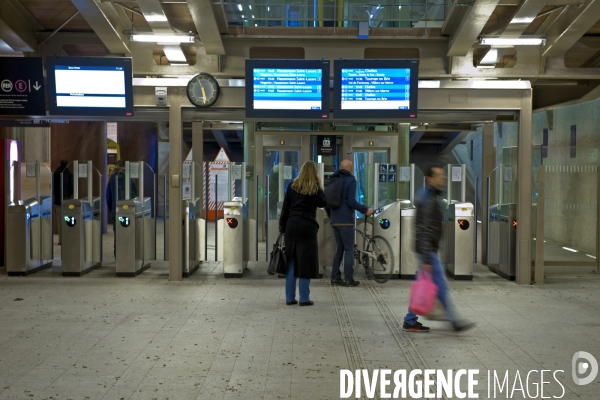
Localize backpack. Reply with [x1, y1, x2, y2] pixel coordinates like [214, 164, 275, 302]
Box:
[324, 175, 345, 209]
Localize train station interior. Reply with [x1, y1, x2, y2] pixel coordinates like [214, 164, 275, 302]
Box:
[1, 0, 600, 399]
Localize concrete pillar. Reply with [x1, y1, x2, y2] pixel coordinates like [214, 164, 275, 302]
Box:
[481, 123, 495, 265]
[168, 88, 183, 281]
[516, 90, 533, 285]
[397, 123, 410, 200]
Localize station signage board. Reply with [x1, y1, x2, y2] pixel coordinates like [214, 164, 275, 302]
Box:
[0, 58, 46, 116]
[317, 136, 336, 156]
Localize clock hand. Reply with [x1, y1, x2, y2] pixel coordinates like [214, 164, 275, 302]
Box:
[200, 85, 207, 104]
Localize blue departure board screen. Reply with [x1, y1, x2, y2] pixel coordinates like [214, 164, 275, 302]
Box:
[340, 68, 411, 110]
[333, 59, 419, 119]
[253, 68, 323, 110]
[246, 59, 330, 119]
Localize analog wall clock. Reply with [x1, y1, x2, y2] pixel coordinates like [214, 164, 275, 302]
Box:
[186, 73, 220, 108]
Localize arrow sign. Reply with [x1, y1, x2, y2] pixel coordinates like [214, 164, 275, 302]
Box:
[0, 58, 45, 116]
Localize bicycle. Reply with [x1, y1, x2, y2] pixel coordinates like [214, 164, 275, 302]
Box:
[320, 214, 395, 283]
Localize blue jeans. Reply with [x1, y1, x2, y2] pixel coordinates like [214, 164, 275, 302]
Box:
[404, 252, 459, 326]
[286, 258, 310, 302]
[332, 226, 355, 282]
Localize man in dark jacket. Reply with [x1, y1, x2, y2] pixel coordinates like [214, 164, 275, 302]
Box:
[52, 160, 73, 245]
[403, 164, 473, 333]
[326, 159, 373, 287]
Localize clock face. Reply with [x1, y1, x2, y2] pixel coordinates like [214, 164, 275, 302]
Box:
[187, 73, 220, 108]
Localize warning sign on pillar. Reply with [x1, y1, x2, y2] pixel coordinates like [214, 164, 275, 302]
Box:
[0, 58, 46, 116]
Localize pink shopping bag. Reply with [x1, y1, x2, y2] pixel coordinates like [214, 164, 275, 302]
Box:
[409, 271, 439, 315]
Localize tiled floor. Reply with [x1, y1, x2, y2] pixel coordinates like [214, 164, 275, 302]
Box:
[1, 227, 599, 400]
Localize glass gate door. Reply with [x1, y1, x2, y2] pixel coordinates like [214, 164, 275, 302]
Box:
[354, 151, 389, 211]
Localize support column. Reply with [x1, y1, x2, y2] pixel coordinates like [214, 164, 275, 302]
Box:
[397, 123, 410, 200]
[516, 90, 533, 285]
[168, 88, 183, 281]
[481, 123, 495, 265]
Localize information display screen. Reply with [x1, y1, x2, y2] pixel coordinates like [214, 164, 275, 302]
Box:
[333, 59, 419, 119]
[246, 59, 330, 119]
[46, 57, 134, 117]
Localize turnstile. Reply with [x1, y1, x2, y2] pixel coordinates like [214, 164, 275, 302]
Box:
[6, 196, 53, 275]
[61, 198, 102, 276]
[222, 201, 247, 278]
[399, 207, 419, 279]
[115, 198, 154, 277]
[443, 203, 475, 280]
[182, 198, 205, 277]
[487, 203, 517, 280]
[368, 201, 402, 279]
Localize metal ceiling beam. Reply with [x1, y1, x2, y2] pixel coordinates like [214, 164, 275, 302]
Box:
[543, 0, 600, 57]
[70, 0, 130, 55]
[441, 0, 471, 36]
[6, 0, 44, 31]
[447, 0, 503, 57]
[440, 131, 471, 154]
[0, 1, 38, 52]
[136, 0, 172, 33]
[409, 131, 425, 150]
[502, 0, 548, 37]
[212, 130, 231, 154]
[236, 130, 244, 142]
[186, 0, 226, 55]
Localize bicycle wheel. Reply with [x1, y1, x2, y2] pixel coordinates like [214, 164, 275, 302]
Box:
[319, 236, 338, 279]
[366, 235, 395, 283]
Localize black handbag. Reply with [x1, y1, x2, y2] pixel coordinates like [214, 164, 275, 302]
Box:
[268, 233, 287, 276]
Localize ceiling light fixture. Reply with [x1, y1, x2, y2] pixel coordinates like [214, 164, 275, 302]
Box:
[238, 4, 243, 11]
[131, 34, 195, 43]
[479, 36, 545, 46]
[145, 15, 168, 22]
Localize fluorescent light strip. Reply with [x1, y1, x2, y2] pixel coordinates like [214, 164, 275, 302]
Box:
[145, 15, 168, 22]
[562, 247, 578, 253]
[131, 34, 194, 43]
[480, 36, 545, 46]
[586, 254, 596, 259]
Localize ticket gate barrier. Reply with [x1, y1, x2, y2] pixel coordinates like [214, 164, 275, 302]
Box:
[399, 207, 419, 279]
[6, 196, 53, 275]
[222, 201, 247, 278]
[115, 198, 154, 277]
[61, 198, 102, 276]
[442, 203, 474, 280]
[487, 203, 517, 280]
[360, 201, 403, 279]
[182, 198, 205, 277]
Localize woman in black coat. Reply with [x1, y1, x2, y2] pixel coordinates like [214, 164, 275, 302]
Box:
[279, 161, 327, 306]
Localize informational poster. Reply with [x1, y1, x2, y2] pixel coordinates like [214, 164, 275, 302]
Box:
[504, 167, 513, 182]
[400, 167, 411, 182]
[26, 163, 36, 178]
[231, 164, 242, 180]
[451, 166, 462, 182]
[129, 162, 139, 179]
[78, 163, 88, 178]
[283, 165, 292, 180]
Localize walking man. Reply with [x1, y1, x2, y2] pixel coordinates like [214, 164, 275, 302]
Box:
[327, 159, 373, 287]
[403, 164, 473, 333]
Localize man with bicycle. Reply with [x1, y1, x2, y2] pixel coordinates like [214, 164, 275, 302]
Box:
[403, 164, 473, 333]
[326, 159, 374, 287]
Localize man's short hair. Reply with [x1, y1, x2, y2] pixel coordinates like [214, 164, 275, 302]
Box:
[425, 164, 444, 178]
[59, 159, 68, 168]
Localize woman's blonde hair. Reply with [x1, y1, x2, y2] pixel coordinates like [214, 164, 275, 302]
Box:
[291, 161, 322, 196]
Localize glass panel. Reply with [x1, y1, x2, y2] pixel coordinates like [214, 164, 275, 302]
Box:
[265, 151, 299, 221]
[443, 164, 465, 205]
[225, 0, 446, 28]
[354, 152, 368, 208]
[541, 147, 598, 264]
